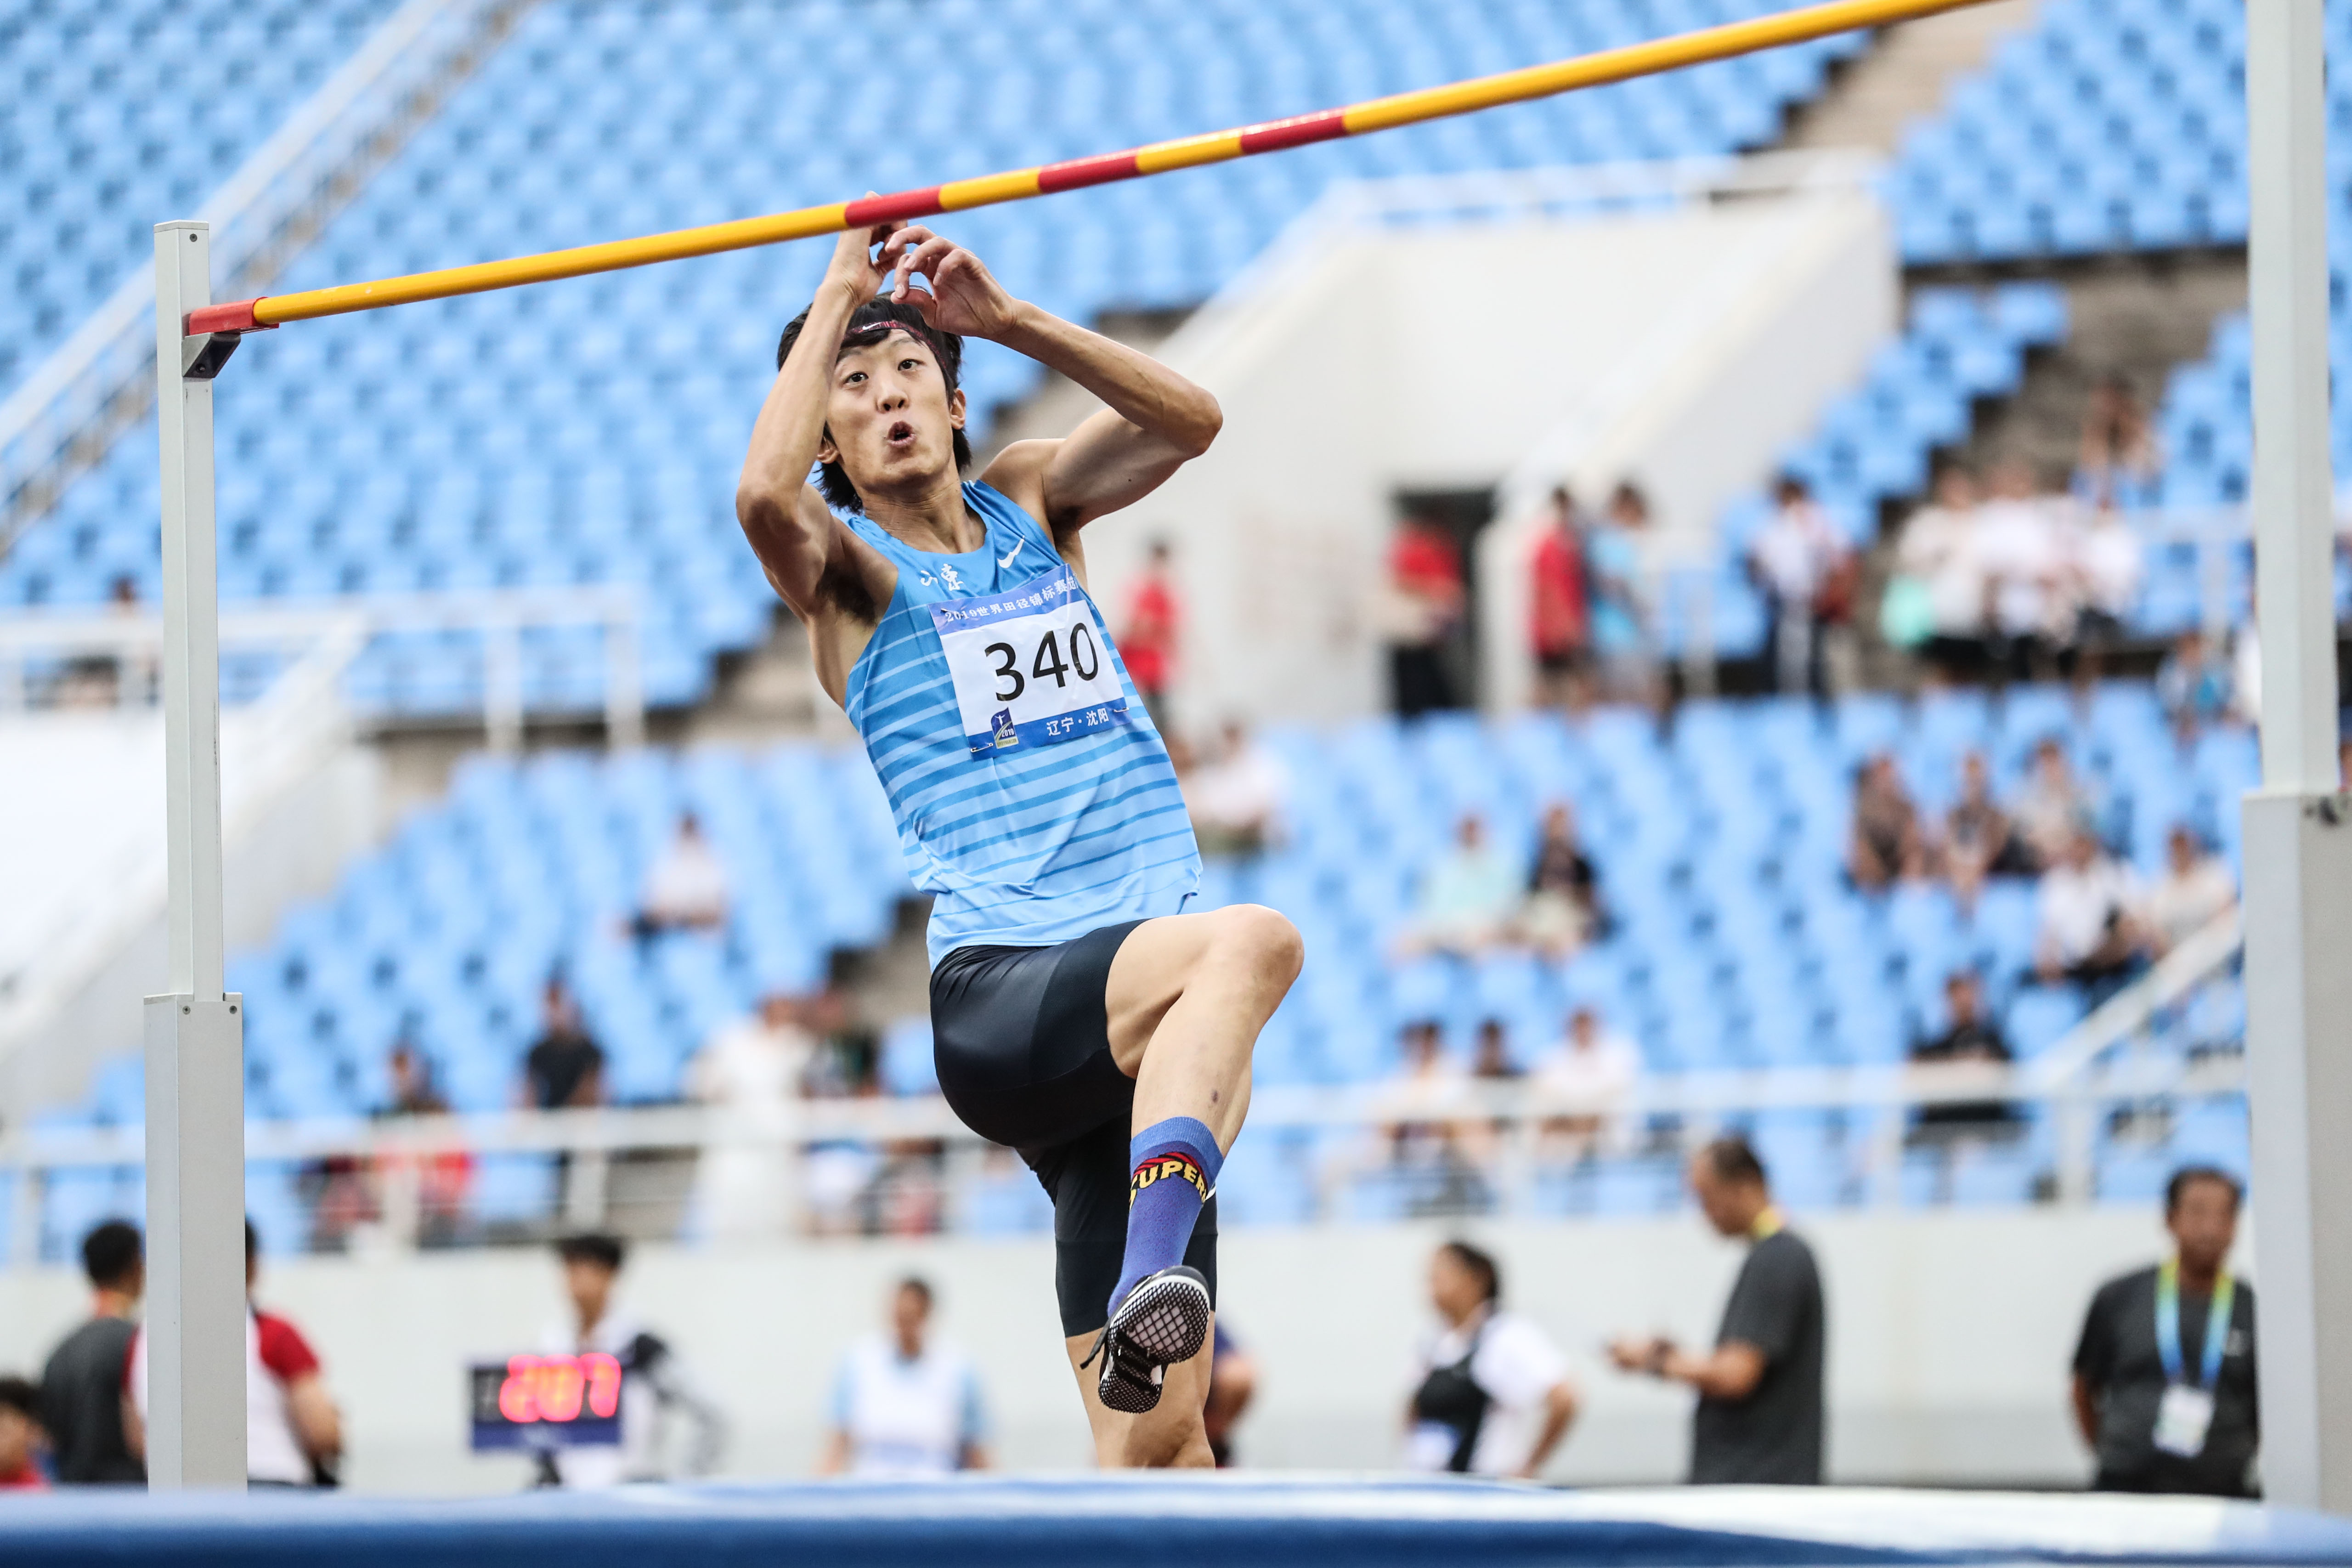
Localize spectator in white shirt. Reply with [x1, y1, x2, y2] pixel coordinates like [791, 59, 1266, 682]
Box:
[2013, 737, 2098, 873]
[539, 1234, 726, 1489]
[1974, 460, 2068, 679]
[2067, 501, 2144, 651]
[632, 813, 729, 939]
[1747, 475, 1851, 697]
[1187, 719, 1290, 859]
[1399, 815, 1521, 957]
[2143, 827, 2238, 954]
[687, 993, 813, 1242]
[1898, 467, 1989, 682]
[1404, 1241, 1578, 1477]
[2035, 828, 2147, 997]
[819, 1278, 989, 1477]
[1532, 1006, 1640, 1160]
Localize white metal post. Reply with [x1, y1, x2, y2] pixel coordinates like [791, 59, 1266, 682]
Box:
[145, 221, 247, 1490]
[2242, 0, 2352, 1516]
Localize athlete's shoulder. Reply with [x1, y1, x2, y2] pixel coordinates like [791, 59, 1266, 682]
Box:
[972, 444, 1056, 525]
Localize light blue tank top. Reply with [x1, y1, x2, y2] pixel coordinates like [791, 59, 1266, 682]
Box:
[842, 481, 1200, 965]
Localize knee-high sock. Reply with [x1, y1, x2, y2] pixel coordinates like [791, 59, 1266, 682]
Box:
[1108, 1116, 1224, 1319]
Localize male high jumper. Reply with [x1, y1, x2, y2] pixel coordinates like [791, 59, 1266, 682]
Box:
[735, 217, 1301, 1467]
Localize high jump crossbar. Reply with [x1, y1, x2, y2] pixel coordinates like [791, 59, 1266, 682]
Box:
[185, 0, 1999, 335]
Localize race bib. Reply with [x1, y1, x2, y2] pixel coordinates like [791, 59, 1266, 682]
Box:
[2153, 1383, 2216, 1457]
[930, 571, 1129, 758]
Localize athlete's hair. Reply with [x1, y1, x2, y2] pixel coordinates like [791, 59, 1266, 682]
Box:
[1699, 1134, 1769, 1190]
[0, 1375, 39, 1424]
[80, 1218, 141, 1290]
[897, 1276, 934, 1310]
[1439, 1240, 1501, 1305]
[557, 1232, 627, 1273]
[2166, 1165, 2243, 1217]
[775, 294, 972, 514]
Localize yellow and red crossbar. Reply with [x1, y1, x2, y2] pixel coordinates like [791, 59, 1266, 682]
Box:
[187, 0, 1993, 336]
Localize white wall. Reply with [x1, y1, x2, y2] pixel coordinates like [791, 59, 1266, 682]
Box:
[0, 1204, 2228, 1494]
[1065, 176, 1892, 731]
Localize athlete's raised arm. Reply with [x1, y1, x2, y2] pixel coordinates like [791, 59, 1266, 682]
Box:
[878, 226, 1221, 539]
[734, 221, 899, 618]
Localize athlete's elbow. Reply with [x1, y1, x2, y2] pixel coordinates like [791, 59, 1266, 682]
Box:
[1169, 391, 1221, 459]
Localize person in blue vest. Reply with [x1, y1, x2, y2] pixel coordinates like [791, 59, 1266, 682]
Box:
[2071, 1166, 2258, 1497]
[735, 217, 1302, 1467]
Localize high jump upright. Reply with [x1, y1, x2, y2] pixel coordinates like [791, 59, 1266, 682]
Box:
[2243, 0, 2352, 1517]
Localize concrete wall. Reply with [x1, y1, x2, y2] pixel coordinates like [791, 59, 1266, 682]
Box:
[0, 1204, 2228, 1494]
[1065, 181, 1893, 731]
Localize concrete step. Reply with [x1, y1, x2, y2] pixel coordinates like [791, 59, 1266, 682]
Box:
[1782, 0, 2041, 156]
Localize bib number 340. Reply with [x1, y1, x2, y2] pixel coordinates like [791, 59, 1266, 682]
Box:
[931, 570, 1129, 757]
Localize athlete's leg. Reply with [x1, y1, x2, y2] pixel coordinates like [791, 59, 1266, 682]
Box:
[1104, 904, 1303, 1148]
[1064, 1318, 1218, 1468]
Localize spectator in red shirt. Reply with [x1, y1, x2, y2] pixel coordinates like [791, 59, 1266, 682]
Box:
[1384, 515, 1465, 718]
[1529, 486, 1592, 711]
[0, 1377, 49, 1489]
[127, 1221, 343, 1487]
[1119, 539, 1182, 735]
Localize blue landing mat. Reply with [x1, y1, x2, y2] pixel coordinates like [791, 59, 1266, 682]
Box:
[1, 1477, 2348, 1568]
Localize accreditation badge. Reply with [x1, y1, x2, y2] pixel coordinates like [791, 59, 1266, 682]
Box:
[2153, 1382, 2216, 1457]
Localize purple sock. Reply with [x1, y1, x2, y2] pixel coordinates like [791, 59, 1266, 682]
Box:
[1108, 1116, 1224, 1319]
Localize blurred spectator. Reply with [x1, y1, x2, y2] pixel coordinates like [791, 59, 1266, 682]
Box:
[1589, 481, 1657, 702]
[524, 976, 606, 1110]
[1898, 467, 1988, 682]
[1516, 802, 1606, 958]
[1529, 486, 1593, 711]
[2066, 501, 2145, 662]
[0, 1378, 45, 1490]
[540, 1234, 725, 1488]
[2143, 827, 2238, 954]
[1608, 1137, 1824, 1485]
[1379, 1020, 1470, 1162]
[818, 1277, 988, 1476]
[2075, 374, 2161, 509]
[1975, 459, 2067, 681]
[1470, 1018, 1522, 1082]
[631, 813, 729, 939]
[129, 1221, 342, 1487]
[377, 1042, 471, 1248]
[40, 1219, 143, 1485]
[2071, 1167, 2256, 1497]
[1532, 1006, 1640, 1160]
[300, 1153, 377, 1254]
[1204, 1323, 1259, 1467]
[2013, 737, 2098, 872]
[1939, 751, 2030, 905]
[1848, 753, 1926, 893]
[1747, 474, 1852, 698]
[1399, 815, 1520, 957]
[1405, 1241, 1578, 1477]
[1187, 719, 1289, 859]
[2155, 631, 2233, 737]
[1381, 514, 1464, 718]
[1906, 971, 2018, 1153]
[2035, 827, 2146, 999]
[58, 575, 146, 708]
[1119, 538, 1182, 734]
[688, 993, 810, 1242]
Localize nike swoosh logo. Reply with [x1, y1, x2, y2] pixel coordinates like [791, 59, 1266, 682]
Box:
[998, 544, 1022, 569]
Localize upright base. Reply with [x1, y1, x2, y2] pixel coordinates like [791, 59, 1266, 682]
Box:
[2242, 791, 2352, 1512]
[139, 992, 246, 1489]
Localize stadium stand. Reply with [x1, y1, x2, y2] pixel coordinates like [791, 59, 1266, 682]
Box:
[0, 0, 404, 399]
[0, 0, 1867, 714]
[33, 685, 2249, 1253]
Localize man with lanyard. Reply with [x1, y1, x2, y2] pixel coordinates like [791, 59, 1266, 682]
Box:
[735, 218, 1303, 1466]
[1609, 1136, 1826, 1484]
[1404, 1240, 1578, 1478]
[2071, 1166, 2258, 1496]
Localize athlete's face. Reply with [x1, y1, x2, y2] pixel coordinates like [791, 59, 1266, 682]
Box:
[819, 331, 966, 496]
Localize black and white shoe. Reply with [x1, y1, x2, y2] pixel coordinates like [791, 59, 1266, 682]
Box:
[1081, 1264, 1212, 1415]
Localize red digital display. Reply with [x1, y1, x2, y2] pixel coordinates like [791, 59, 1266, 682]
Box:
[496, 1353, 623, 1424]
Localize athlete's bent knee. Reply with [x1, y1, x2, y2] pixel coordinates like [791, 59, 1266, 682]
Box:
[1211, 903, 1305, 988]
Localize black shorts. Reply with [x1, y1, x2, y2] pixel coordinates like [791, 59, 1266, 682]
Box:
[932, 921, 1218, 1338]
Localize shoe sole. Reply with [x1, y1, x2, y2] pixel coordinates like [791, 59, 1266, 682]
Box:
[1095, 1270, 1213, 1414]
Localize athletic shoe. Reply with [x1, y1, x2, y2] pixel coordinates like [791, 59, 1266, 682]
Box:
[1081, 1264, 1212, 1415]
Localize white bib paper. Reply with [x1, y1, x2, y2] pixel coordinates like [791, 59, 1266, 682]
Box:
[929, 570, 1128, 758]
[2153, 1382, 2216, 1457]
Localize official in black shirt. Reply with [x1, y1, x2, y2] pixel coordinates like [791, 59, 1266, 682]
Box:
[524, 976, 607, 1111]
[2071, 1166, 2257, 1497]
[1609, 1136, 1826, 1484]
[40, 1219, 145, 1485]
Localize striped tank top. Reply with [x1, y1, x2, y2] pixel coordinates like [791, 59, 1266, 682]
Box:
[842, 481, 1200, 966]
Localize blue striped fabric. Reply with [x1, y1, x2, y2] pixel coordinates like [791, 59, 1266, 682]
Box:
[842, 482, 1200, 966]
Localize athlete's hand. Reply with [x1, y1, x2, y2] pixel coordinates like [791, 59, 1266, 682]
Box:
[877, 225, 1021, 340]
[819, 203, 899, 310]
